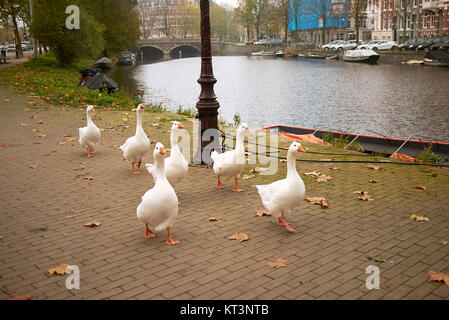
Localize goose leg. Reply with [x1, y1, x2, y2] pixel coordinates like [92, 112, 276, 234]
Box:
[165, 227, 180, 246]
[216, 176, 224, 189]
[232, 177, 244, 192]
[132, 163, 140, 174]
[144, 224, 156, 239]
[137, 158, 142, 168]
[277, 218, 295, 232]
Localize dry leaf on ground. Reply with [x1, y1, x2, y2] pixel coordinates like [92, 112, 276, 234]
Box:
[330, 166, 342, 170]
[1, 144, 12, 147]
[48, 264, 70, 275]
[242, 174, 255, 180]
[83, 176, 93, 180]
[64, 133, 72, 137]
[304, 171, 321, 178]
[280, 159, 287, 163]
[267, 258, 287, 268]
[353, 190, 369, 195]
[441, 241, 448, 246]
[306, 197, 329, 208]
[4, 98, 11, 102]
[410, 214, 429, 222]
[369, 179, 377, 183]
[250, 167, 269, 173]
[426, 270, 449, 287]
[228, 232, 249, 242]
[359, 194, 374, 201]
[255, 209, 271, 217]
[37, 120, 44, 124]
[209, 217, 218, 221]
[367, 165, 381, 171]
[17, 123, 27, 126]
[415, 185, 428, 190]
[8, 294, 31, 300]
[317, 175, 332, 182]
[29, 165, 38, 169]
[57, 141, 67, 145]
[84, 221, 101, 228]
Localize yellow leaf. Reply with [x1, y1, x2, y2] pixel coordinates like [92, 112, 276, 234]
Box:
[209, 217, 218, 221]
[29, 164, 38, 169]
[84, 221, 101, 227]
[415, 185, 428, 190]
[267, 258, 287, 268]
[242, 174, 255, 180]
[306, 197, 328, 208]
[427, 270, 449, 287]
[255, 209, 271, 217]
[17, 123, 28, 126]
[304, 171, 320, 178]
[48, 264, 70, 275]
[410, 214, 429, 222]
[228, 232, 249, 242]
[317, 175, 332, 182]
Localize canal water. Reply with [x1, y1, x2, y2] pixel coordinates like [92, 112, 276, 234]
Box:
[113, 56, 449, 141]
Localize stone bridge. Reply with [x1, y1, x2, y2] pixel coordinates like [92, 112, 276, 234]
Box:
[134, 38, 221, 60]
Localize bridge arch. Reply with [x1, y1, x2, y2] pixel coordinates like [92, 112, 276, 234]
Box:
[169, 45, 200, 59]
[139, 46, 165, 61]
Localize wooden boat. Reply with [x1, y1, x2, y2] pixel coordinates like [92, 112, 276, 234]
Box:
[275, 50, 285, 57]
[307, 53, 326, 59]
[260, 124, 449, 158]
[251, 50, 275, 56]
[343, 49, 379, 64]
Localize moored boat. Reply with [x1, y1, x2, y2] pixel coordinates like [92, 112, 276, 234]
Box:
[423, 51, 449, 67]
[251, 50, 275, 56]
[275, 50, 285, 57]
[261, 124, 449, 158]
[343, 49, 379, 64]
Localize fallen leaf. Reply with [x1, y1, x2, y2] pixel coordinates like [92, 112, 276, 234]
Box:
[415, 185, 428, 190]
[64, 133, 72, 137]
[73, 165, 85, 171]
[17, 123, 28, 126]
[48, 264, 70, 275]
[250, 167, 269, 173]
[1, 144, 12, 148]
[255, 209, 271, 217]
[367, 165, 380, 171]
[426, 270, 449, 287]
[306, 197, 329, 208]
[441, 241, 448, 246]
[30, 115, 36, 119]
[353, 190, 369, 195]
[280, 159, 287, 163]
[27, 101, 33, 105]
[304, 171, 321, 178]
[410, 214, 429, 222]
[330, 166, 342, 170]
[29, 165, 38, 169]
[8, 294, 31, 300]
[267, 258, 287, 268]
[369, 179, 377, 183]
[242, 174, 255, 180]
[122, 118, 129, 122]
[57, 141, 67, 145]
[359, 194, 374, 201]
[83, 176, 93, 180]
[33, 133, 46, 138]
[4, 98, 11, 102]
[84, 221, 101, 227]
[317, 175, 332, 182]
[228, 232, 249, 242]
[209, 217, 218, 221]
[37, 120, 44, 124]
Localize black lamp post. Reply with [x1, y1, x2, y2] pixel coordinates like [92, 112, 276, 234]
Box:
[194, 0, 220, 164]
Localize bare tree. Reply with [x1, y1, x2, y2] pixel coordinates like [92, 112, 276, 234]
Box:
[347, 0, 368, 44]
[396, 0, 414, 42]
[305, 0, 333, 45]
[251, 0, 269, 39]
[272, 0, 289, 45]
[235, 0, 255, 41]
[289, 0, 303, 42]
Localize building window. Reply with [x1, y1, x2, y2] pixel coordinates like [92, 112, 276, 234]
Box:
[430, 13, 435, 28]
[423, 14, 428, 28]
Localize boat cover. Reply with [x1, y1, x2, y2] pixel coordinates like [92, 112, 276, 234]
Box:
[344, 49, 379, 57]
[279, 132, 332, 146]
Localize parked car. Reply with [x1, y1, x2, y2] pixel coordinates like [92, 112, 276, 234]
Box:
[429, 36, 449, 51]
[407, 38, 429, 51]
[437, 39, 449, 52]
[245, 40, 255, 45]
[335, 40, 360, 50]
[357, 40, 381, 50]
[255, 39, 270, 46]
[398, 38, 420, 51]
[6, 44, 16, 52]
[322, 40, 344, 50]
[368, 40, 397, 51]
[269, 39, 284, 47]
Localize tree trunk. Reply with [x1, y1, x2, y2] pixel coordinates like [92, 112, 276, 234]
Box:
[12, 14, 23, 58]
[356, 14, 360, 44]
[322, 22, 326, 45]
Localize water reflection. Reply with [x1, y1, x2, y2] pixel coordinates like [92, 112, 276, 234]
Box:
[112, 56, 449, 141]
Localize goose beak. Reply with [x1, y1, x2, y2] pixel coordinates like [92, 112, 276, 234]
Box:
[297, 146, 306, 152]
[159, 147, 166, 155]
[178, 123, 184, 129]
[91, 107, 95, 112]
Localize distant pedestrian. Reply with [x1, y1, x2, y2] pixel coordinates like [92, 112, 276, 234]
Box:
[1, 48, 6, 64]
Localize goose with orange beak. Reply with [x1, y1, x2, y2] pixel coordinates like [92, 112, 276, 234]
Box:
[211, 123, 252, 192]
[255, 142, 306, 232]
[137, 143, 180, 245]
[120, 104, 151, 174]
[79, 105, 101, 158]
[146, 121, 188, 205]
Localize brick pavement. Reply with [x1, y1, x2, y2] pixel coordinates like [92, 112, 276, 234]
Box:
[0, 85, 449, 300]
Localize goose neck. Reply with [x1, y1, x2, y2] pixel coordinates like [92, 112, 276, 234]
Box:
[135, 112, 144, 135]
[286, 151, 299, 179]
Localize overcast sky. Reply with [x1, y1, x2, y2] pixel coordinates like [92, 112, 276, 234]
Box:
[214, 0, 239, 9]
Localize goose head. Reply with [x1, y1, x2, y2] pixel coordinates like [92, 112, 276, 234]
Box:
[135, 104, 145, 113]
[153, 142, 166, 159]
[237, 123, 252, 136]
[289, 141, 306, 154]
[171, 121, 185, 133]
[86, 105, 95, 113]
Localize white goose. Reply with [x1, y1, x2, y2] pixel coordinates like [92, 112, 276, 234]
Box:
[137, 143, 180, 245]
[255, 141, 306, 232]
[120, 104, 151, 174]
[146, 121, 188, 203]
[211, 123, 251, 192]
[78, 105, 101, 158]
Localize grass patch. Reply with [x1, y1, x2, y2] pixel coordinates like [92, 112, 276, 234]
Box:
[0, 55, 141, 109]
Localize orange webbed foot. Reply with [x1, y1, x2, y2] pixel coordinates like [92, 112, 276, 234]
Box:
[144, 230, 156, 239]
[216, 183, 224, 189]
[165, 239, 180, 246]
[233, 187, 244, 192]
